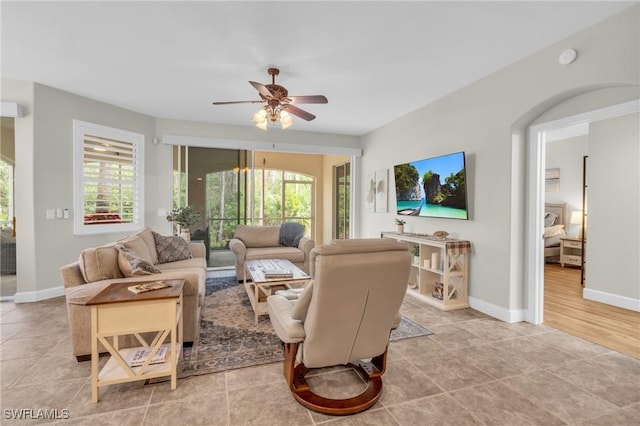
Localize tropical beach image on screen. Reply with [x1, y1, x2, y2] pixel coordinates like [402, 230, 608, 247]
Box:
[393, 151, 468, 220]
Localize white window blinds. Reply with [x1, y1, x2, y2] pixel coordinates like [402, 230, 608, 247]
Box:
[74, 120, 144, 235]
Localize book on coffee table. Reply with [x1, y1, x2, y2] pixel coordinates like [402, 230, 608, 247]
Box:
[263, 269, 294, 278]
[128, 281, 170, 294]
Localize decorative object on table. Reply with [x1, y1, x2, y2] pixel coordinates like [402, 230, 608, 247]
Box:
[128, 281, 170, 294]
[375, 168, 388, 213]
[395, 218, 406, 233]
[433, 230, 449, 239]
[433, 281, 444, 300]
[431, 252, 440, 270]
[166, 205, 201, 241]
[411, 244, 420, 264]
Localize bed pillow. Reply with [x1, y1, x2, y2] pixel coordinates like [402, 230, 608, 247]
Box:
[544, 212, 558, 227]
[544, 224, 565, 238]
[152, 232, 193, 264]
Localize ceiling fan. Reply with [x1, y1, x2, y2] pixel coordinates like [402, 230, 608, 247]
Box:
[212, 67, 328, 130]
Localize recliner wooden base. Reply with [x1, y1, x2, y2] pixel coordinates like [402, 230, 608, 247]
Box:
[283, 342, 388, 416]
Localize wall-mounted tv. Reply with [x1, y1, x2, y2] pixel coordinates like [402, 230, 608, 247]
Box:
[393, 151, 468, 220]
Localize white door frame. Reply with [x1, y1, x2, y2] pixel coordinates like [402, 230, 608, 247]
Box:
[525, 99, 640, 324]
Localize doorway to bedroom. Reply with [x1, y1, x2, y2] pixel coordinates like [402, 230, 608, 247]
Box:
[530, 100, 640, 358]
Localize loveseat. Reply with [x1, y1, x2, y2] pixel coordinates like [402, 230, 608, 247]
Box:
[229, 224, 315, 280]
[60, 227, 206, 361]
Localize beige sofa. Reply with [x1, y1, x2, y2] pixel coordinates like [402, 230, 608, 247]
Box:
[229, 225, 315, 279]
[60, 227, 206, 361]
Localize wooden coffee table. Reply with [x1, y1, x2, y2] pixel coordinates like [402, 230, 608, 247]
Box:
[244, 259, 310, 324]
[86, 279, 184, 402]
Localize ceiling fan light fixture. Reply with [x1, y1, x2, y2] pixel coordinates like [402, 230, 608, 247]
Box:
[252, 108, 267, 123]
[280, 110, 293, 129]
[215, 67, 326, 131]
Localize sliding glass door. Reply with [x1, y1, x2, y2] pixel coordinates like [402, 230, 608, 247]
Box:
[334, 162, 350, 239]
[173, 147, 317, 268]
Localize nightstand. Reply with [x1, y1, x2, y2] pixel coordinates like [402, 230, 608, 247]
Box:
[560, 237, 584, 268]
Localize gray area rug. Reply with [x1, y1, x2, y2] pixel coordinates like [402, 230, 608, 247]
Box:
[174, 275, 433, 379]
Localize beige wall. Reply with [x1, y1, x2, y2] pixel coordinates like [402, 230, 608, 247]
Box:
[3, 80, 161, 300]
[586, 112, 639, 301]
[358, 6, 639, 319]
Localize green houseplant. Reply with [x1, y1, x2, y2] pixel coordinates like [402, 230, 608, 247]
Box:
[167, 206, 201, 240]
[395, 218, 406, 233]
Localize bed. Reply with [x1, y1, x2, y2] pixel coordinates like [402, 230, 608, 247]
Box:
[543, 202, 568, 263]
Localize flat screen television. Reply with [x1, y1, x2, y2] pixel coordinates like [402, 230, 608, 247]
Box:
[393, 151, 468, 220]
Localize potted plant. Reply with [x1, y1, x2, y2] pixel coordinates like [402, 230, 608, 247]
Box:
[395, 218, 406, 234]
[166, 206, 201, 241]
[411, 244, 420, 265]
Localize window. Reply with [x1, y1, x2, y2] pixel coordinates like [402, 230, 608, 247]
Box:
[252, 168, 314, 238]
[73, 120, 144, 235]
[334, 162, 350, 239]
[0, 158, 14, 231]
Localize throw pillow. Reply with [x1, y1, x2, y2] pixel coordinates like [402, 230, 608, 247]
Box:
[153, 231, 193, 264]
[116, 244, 161, 277]
[78, 244, 124, 282]
[119, 235, 154, 265]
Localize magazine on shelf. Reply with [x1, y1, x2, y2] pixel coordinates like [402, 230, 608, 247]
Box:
[128, 281, 169, 294]
[128, 344, 169, 367]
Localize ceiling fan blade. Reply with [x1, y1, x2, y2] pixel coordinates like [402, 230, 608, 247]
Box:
[212, 100, 264, 105]
[287, 95, 328, 104]
[249, 81, 274, 99]
[284, 104, 316, 121]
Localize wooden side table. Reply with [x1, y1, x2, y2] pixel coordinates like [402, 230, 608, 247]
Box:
[86, 279, 184, 403]
[560, 237, 584, 268]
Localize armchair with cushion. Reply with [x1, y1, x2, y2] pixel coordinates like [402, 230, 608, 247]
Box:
[267, 238, 411, 415]
[229, 224, 315, 280]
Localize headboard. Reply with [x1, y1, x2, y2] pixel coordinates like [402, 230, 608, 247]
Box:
[544, 202, 568, 228]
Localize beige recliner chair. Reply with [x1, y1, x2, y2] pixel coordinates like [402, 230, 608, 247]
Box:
[267, 238, 411, 415]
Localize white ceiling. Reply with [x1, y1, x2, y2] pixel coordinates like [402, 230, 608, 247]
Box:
[1, 1, 634, 136]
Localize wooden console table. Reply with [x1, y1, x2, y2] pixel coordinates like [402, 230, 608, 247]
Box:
[86, 279, 184, 402]
[381, 232, 471, 310]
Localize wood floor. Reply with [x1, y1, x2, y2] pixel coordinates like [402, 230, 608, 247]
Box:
[544, 263, 640, 359]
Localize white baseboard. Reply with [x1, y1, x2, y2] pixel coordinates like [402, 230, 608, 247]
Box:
[583, 288, 640, 312]
[468, 296, 526, 323]
[13, 285, 65, 303]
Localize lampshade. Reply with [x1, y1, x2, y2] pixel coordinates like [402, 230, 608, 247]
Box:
[570, 211, 582, 225]
[252, 109, 267, 124]
[280, 110, 293, 129]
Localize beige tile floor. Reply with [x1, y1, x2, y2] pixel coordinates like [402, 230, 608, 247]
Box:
[1, 287, 639, 425]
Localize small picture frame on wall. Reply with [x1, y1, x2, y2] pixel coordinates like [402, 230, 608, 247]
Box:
[545, 168, 560, 192]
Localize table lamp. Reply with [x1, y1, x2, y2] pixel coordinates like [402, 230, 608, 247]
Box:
[570, 211, 585, 240]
